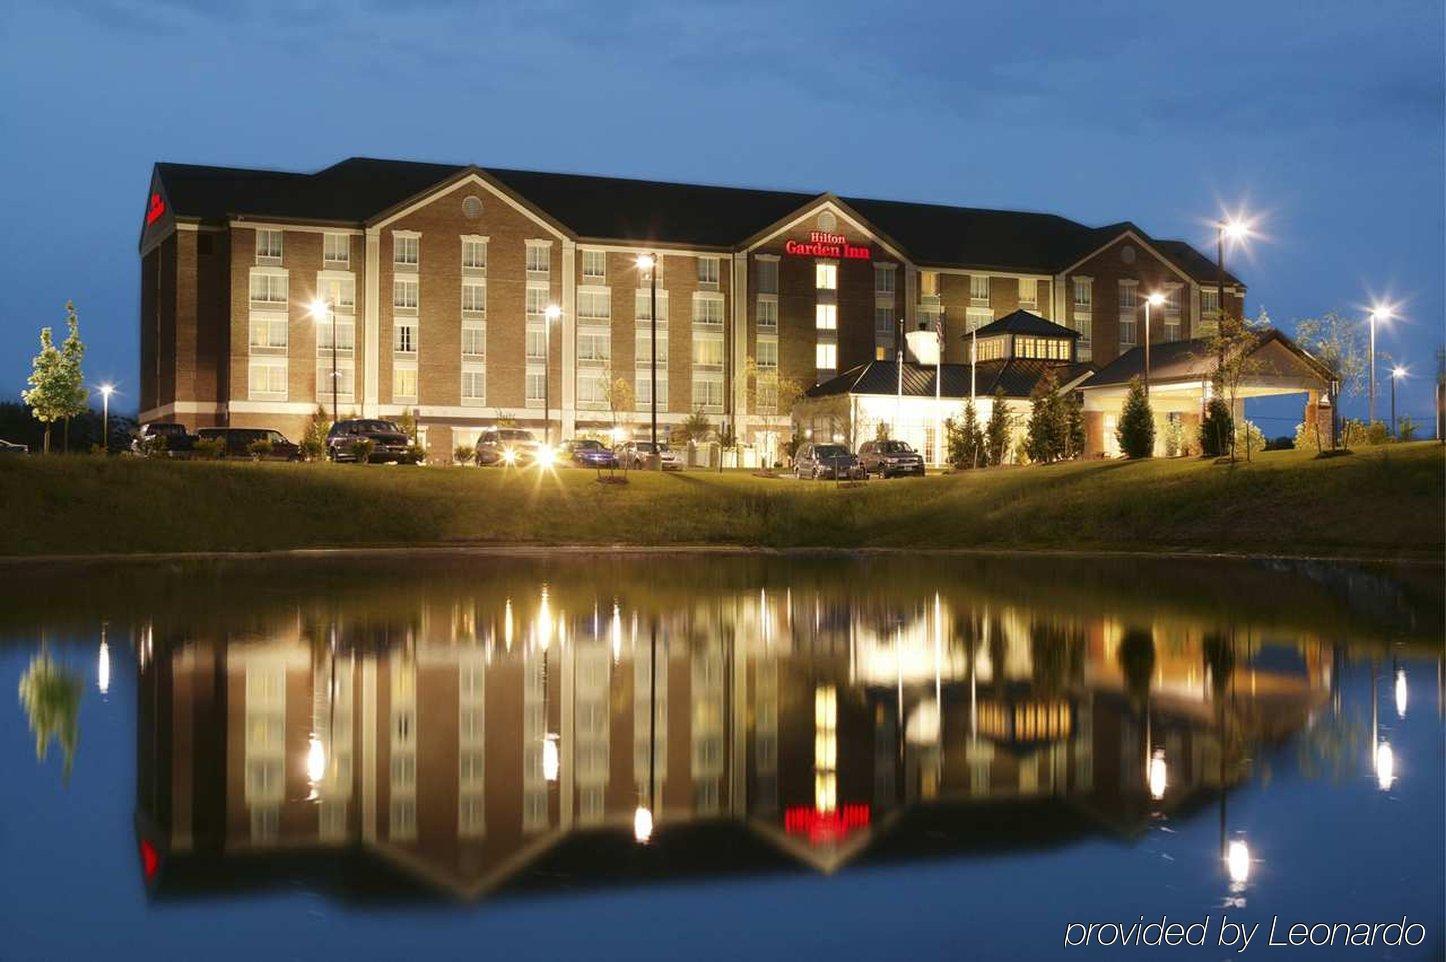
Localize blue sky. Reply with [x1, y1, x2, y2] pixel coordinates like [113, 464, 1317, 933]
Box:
[2, 0, 1442, 426]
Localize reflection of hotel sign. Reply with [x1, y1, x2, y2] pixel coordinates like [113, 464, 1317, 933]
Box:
[784, 231, 871, 260]
[784, 803, 871, 844]
[145, 192, 166, 226]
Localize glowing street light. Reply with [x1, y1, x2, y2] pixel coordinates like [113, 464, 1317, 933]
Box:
[1390, 366, 1407, 438]
[1366, 302, 1396, 425]
[1212, 212, 1255, 337]
[1225, 839, 1251, 885]
[1143, 292, 1166, 395]
[98, 383, 115, 454]
[1148, 748, 1168, 801]
[1374, 740, 1395, 791]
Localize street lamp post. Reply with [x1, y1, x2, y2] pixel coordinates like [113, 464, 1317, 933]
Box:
[1366, 305, 1394, 426]
[636, 254, 659, 467]
[98, 383, 114, 453]
[1391, 366, 1406, 437]
[1143, 293, 1165, 396]
[543, 304, 562, 447]
[310, 299, 339, 425]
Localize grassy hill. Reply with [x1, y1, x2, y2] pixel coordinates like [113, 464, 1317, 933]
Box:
[0, 443, 1440, 559]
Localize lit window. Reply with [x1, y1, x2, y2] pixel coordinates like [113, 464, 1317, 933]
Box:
[698, 256, 720, 287]
[462, 237, 488, 271]
[874, 264, 896, 295]
[692, 376, 724, 410]
[256, 229, 283, 261]
[316, 317, 355, 352]
[578, 288, 610, 322]
[692, 335, 724, 367]
[969, 274, 990, 303]
[816, 342, 837, 370]
[315, 361, 353, 399]
[693, 294, 724, 326]
[248, 359, 287, 397]
[323, 233, 349, 266]
[318, 274, 355, 310]
[756, 339, 778, 369]
[249, 315, 288, 349]
[393, 234, 419, 268]
[393, 278, 418, 310]
[461, 323, 486, 358]
[525, 243, 550, 274]
[581, 250, 606, 281]
[393, 365, 418, 401]
[462, 280, 486, 314]
[815, 304, 837, 330]
[756, 298, 777, 329]
[815, 262, 838, 290]
[394, 321, 417, 354]
[249, 271, 288, 305]
[1018, 277, 1038, 309]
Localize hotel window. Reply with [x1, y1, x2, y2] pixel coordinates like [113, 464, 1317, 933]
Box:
[756, 297, 777, 330]
[322, 233, 349, 267]
[755, 374, 778, 412]
[692, 334, 724, 368]
[1163, 286, 1182, 341]
[636, 253, 662, 284]
[693, 375, 724, 411]
[255, 229, 283, 263]
[525, 286, 548, 320]
[635, 288, 669, 323]
[578, 288, 611, 322]
[969, 273, 990, 305]
[249, 314, 288, 350]
[461, 323, 486, 358]
[1072, 277, 1093, 311]
[1018, 277, 1039, 310]
[755, 257, 778, 295]
[919, 271, 940, 297]
[394, 320, 417, 354]
[525, 328, 546, 361]
[577, 370, 608, 408]
[875, 307, 896, 348]
[874, 264, 896, 296]
[756, 338, 778, 369]
[462, 236, 488, 271]
[461, 366, 486, 405]
[1016, 337, 1069, 361]
[577, 330, 611, 362]
[636, 371, 669, 410]
[1201, 288, 1220, 315]
[693, 293, 724, 327]
[525, 370, 546, 405]
[462, 279, 486, 315]
[697, 256, 720, 289]
[816, 342, 837, 370]
[317, 316, 355, 352]
[248, 358, 287, 398]
[815, 261, 838, 290]
[525, 242, 550, 275]
[581, 249, 606, 282]
[393, 363, 418, 402]
[973, 337, 1005, 362]
[248, 270, 288, 306]
[393, 278, 418, 311]
[320, 274, 356, 312]
[1118, 282, 1138, 346]
[636, 329, 668, 367]
[393, 233, 419, 270]
[815, 304, 837, 330]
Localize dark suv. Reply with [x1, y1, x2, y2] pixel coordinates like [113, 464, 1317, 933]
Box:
[196, 427, 301, 461]
[327, 419, 419, 463]
[858, 439, 925, 477]
[132, 422, 194, 456]
[793, 442, 864, 480]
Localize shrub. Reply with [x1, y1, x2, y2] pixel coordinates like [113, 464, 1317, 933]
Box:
[1199, 397, 1233, 457]
[348, 438, 375, 463]
[1294, 420, 1319, 452]
[193, 436, 225, 460]
[246, 438, 274, 461]
[984, 389, 1012, 466]
[138, 434, 168, 459]
[1115, 377, 1154, 459]
[1364, 420, 1390, 445]
[1340, 419, 1390, 448]
[1235, 419, 1265, 459]
[300, 406, 330, 461]
[1162, 417, 1185, 458]
[406, 442, 427, 464]
[1398, 417, 1419, 442]
[946, 400, 984, 468]
[454, 444, 475, 464]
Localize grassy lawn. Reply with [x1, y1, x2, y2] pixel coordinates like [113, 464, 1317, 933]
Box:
[0, 442, 1440, 558]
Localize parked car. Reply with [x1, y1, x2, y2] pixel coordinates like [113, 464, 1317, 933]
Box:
[858, 439, 925, 477]
[474, 428, 541, 466]
[131, 421, 194, 456]
[196, 427, 302, 461]
[327, 419, 419, 464]
[0, 439, 28, 455]
[794, 442, 864, 480]
[564, 438, 619, 469]
[620, 440, 682, 470]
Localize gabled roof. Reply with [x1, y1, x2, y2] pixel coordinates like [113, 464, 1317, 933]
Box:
[806, 358, 1094, 401]
[972, 309, 1081, 339]
[1154, 239, 1243, 288]
[1082, 329, 1332, 389]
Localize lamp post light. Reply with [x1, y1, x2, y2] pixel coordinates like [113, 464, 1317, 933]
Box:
[98, 383, 115, 453]
[309, 298, 339, 425]
[635, 254, 660, 466]
[1214, 217, 1251, 331]
[1390, 365, 1406, 437]
[1366, 304, 1395, 426]
[542, 304, 562, 448]
[1143, 293, 1165, 396]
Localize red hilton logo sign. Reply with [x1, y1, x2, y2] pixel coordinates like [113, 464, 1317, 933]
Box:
[145, 192, 166, 226]
[784, 231, 871, 260]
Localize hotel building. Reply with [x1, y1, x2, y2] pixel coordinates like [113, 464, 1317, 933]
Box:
[138, 157, 1249, 461]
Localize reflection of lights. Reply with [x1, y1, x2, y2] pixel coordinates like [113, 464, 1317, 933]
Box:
[139, 838, 160, 882]
[610, 603, 623, 662]
[784, 804, 871, 845]
[1226, 839, 1251, 884]
[97, 640, 111, 695]
[537, 588, 553, 649]
[542, 734, 560, 783]
[905, 699, 940, 745]
[306, 734, 327, 785]
[1374, 741, 1395, 791]
[1394, 669, 1407, 718]
[504, 598, 514, 649]
[1148, 749, 1167, 801]
[536, 444, 557, 469]
[814, 686, 838, 812]
[633, 805, 653, 844]
[610, 426, 628, 445]
[502, 447, 518, 466]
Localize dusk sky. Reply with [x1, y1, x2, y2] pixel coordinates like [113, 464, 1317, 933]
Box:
[3, 0, 1442, 426]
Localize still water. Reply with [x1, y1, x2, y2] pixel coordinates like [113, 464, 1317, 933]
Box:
[1, 552, 1441, 961]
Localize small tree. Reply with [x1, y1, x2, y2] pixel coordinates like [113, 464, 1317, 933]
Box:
[1199, 389, 1234, 458]
[394, 408, 418, 441]
[300, 405, 330, 461]
[1115, 376, 1155, 459]
[683, 408, 712, 444]
[1398, 416, 1419, 442]
[22, 303, 86, 454]
[603, 370, 635, 435]
[983, 389, 1013, 466]
[1202, 308, 1268, 461]
[57, 303, 87, 452]
[1023, 369, 1066, 464]
[946, 399, 985, 468]
[1162, 417, 1186, 458]
[1294, 311, 1366, 450]
[874, 419, 891, 442]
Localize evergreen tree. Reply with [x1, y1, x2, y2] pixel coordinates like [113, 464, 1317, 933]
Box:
[983, 388, 1013, 466]
[57, 303, 87, 451]
[1023, 369, 1064, 464]
[1063, 391, 1086, 460]
[946, 399, 985, 468]
[1115, 376, 1155, 459]
[1199, 382, 1234, 458]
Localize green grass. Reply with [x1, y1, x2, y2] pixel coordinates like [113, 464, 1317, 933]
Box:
[0, 443, 1440, 559]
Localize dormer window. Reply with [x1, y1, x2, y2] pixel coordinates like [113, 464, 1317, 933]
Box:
[1014, 336, 1071, 361]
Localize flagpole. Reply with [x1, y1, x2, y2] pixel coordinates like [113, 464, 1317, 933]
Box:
[970, 328, 977, 402]
[935, 309, 944, 466]
[895, 315, 904, 440]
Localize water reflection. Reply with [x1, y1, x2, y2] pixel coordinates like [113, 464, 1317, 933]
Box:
[18, 646, 82, 782]
[105, 554, 1385, 903]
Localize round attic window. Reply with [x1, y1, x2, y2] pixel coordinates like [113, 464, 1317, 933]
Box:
[462, 195, 484, 220]
[816, 210, 837, 232]
[1120, 244, 1136, 265]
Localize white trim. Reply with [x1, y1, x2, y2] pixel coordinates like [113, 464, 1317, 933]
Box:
[139, 401, 222, 422]
[369, 172, 568, 239]
[1057, 229, 1193, 285]
[230, 400, 357, 416]
[745, 198, 910, 263]
[228, 219, 363, 236]
[363, 228, 381, 416]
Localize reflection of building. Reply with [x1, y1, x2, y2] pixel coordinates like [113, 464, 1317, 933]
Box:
[136, 590, 1330, 900]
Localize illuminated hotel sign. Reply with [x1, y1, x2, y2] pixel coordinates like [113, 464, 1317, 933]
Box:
[784, 231, 871, 260]
[145, 192, 166, 226]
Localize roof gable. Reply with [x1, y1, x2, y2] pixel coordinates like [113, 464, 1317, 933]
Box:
[972, 309, 1081, 339]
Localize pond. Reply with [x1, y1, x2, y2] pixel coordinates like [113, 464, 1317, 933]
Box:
[1, 552, 1441, 961]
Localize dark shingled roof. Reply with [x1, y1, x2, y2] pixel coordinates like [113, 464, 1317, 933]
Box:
[1155, 239, 1243, 288]
[1083, 330, 1331, 388]
[972, 309, 1081, 339]
[806, 359, 1094, 401]
[150, 158, 1233, 280]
